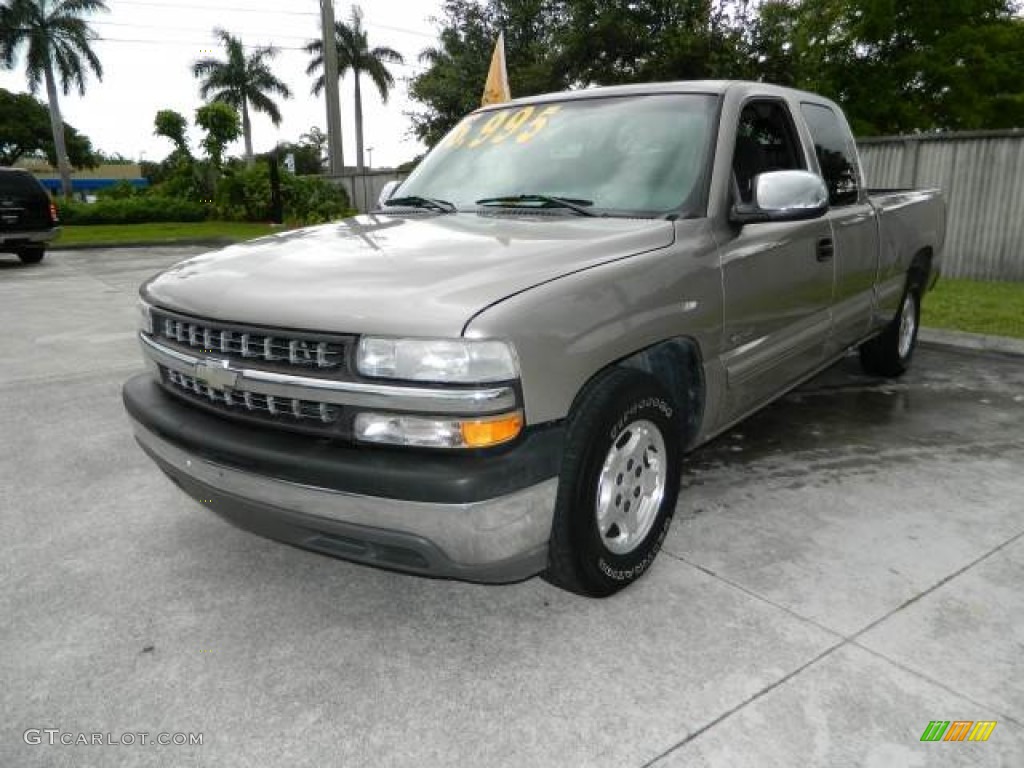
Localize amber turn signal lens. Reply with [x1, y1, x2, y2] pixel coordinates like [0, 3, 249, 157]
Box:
[460, 411, 523, 448]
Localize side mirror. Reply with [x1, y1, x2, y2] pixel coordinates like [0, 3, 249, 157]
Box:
[377, 180, 401, 208]
[730, 170, 829, 225]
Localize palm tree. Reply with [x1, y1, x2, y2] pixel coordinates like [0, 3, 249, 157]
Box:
[192, 28, 292, 167]
[305, 5, 404, 173]
[0, 0, 108, 198]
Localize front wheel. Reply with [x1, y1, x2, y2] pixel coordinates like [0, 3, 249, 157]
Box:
[545, 368, 682, 597]
[859, 286, 920, 377]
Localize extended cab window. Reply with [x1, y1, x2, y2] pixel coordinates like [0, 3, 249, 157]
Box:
[732, 101, 805, 204]
[800, 103, 860, 206]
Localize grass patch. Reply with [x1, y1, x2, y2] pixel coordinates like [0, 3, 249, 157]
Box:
[54, 221, 295, 248]
[923, 278, 1024, 339]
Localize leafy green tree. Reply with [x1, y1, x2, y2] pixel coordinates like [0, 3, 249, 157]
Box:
[395, 154, 424, 174]
[192, 28, 292, 167]
[0, 0, 108, 197]
[409, 0, 753, 147]
[154, 109, 191, 158]
[265, 141, 323, 176]
[92, 150, 135, 164]
[411, 0, 1023, 142]
[299, 126, 328, 167]
[44, 122, 95, 170]
[751, 0, 1024, 134]
[556, 0, 753, 86]
[409, 0, 567, 147]
[0, 87, 97, 167]
[195, 102, 241, 168]
[305, 5, 404, 173]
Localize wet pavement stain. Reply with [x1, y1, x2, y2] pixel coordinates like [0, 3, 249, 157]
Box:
[685, 345, 1024, 486]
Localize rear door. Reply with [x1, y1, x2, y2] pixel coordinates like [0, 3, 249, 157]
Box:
[0, 171, 52, 234]
[717, 98, 835, 419]
[799, 102, 880, 354]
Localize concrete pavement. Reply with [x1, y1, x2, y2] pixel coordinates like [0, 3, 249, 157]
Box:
[1, 247, 1021, 767]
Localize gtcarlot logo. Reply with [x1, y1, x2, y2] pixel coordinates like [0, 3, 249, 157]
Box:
[24, 729, 203, 747]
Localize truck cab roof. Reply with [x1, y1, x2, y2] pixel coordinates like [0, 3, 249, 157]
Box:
[485, 80, 841, 113]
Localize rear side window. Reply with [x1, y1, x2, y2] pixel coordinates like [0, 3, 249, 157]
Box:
[800, 103, 860, 206]
[0, 171, 47, 200]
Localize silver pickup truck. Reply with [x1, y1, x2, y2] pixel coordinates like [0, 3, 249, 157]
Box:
[124, 81, 945, 596]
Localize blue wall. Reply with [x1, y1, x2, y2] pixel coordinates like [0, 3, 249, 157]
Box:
[37, 178, 149, 194]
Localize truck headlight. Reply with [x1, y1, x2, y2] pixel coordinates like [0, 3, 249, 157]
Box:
[354, 411, 523, 449]
[356, 337, 518, 383]
[137, 297, 154, 335]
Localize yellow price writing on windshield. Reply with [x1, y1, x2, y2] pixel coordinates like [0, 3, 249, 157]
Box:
[449, 106, 562, 149]
[445, 116, 479, 148]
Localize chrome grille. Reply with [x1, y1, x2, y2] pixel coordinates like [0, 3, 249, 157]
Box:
[163, 367, 342, 431]
[153, 311, 347, 371]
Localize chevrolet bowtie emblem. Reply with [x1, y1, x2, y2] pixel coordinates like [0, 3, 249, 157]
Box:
[195, 359, 239, 391]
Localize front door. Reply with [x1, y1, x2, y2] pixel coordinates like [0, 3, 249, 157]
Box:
[718, 99, 836, 420]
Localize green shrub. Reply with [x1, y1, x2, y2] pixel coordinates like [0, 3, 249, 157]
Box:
[282, 174, 352, 225]
[59, 196, 207, 225]
[212, 163, 352, 225]
[95, 180, 142, 200]
[212, 163, 272, 222]
[147, 155, 216, 203]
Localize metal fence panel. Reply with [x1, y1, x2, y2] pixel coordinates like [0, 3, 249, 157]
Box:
[330, 171, 408, 214]
[858, 131, 1024, 281]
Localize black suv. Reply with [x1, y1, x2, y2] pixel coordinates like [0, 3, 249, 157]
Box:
[0, 168, 60, 264]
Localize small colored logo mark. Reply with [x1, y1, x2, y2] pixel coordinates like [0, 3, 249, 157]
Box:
[920, 720, 997, 742]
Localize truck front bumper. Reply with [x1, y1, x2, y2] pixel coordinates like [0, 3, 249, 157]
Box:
[123, 374, 563, 583]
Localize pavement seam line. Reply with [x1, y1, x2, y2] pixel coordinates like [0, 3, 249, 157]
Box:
[848, 642, 1024, 728]
[640, 551, 848, 767]
[660, 549, 845, 641]
[845, 528, 1024, 644]
[638, 638, 847, 768]
[648, 530, 1024, 765]
[55, 249, 145, 294]
[843, 527, 1024, 730]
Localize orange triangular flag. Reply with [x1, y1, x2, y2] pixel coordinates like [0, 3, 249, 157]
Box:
[481, 32, 510, 106]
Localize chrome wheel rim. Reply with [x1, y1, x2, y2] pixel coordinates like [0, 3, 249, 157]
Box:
[898, 293, 917, 359]
[595, 419, 667, 555]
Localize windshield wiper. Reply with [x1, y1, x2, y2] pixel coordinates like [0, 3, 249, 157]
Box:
[382, 195, 456, 213]
[475, 194, 597, 217]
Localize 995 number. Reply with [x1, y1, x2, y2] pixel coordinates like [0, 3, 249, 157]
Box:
[447, 106, 561, 149]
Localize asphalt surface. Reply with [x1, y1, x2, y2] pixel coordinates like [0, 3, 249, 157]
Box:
[1, 247, 1022, 767]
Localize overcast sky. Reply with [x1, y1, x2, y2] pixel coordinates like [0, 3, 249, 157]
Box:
[0, 0, 447, 167]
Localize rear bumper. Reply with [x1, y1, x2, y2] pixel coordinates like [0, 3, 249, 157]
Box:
[123, 373, 563, 583]
[0, 227, 59, 248]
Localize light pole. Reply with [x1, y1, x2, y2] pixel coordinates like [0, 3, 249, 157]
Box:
[366, 147, 373, 169]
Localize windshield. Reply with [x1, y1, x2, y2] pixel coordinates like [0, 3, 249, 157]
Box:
[396, 94, 718, 217]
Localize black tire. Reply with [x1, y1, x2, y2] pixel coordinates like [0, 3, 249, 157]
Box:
[545, 368, 682, 597]
[859, 283, 921, 378]
[18, 246, 44, 265]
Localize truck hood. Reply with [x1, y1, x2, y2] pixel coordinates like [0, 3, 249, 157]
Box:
[143, 213, 675, 337]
